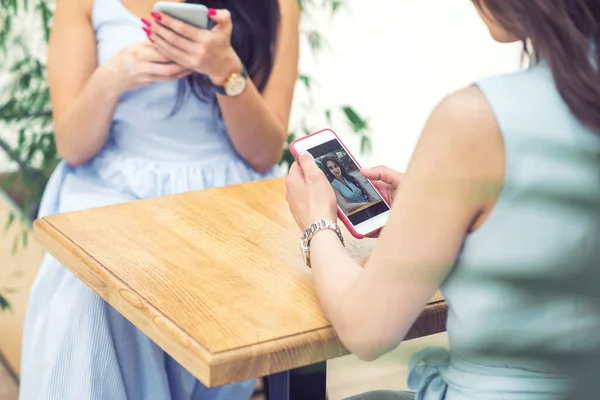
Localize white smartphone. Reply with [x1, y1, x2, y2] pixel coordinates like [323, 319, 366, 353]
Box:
[290, 129, 391, 239]
[153, 2, 210, 29]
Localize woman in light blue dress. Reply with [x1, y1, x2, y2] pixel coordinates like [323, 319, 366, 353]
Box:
[321, 156, 375, 215]
[286, 0, 600, 399]
[19, 0, 299, 399]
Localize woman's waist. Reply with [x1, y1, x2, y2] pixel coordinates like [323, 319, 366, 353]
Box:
[409, 347, 579, 399]
[105, 133, 239, 163]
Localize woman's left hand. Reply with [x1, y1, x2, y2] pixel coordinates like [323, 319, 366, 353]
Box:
[286, 151, 338, 232]
[147, 9, 242, 86]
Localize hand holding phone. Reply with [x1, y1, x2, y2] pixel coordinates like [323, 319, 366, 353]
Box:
[289, 129, 391, 239]
[360, 166, 403, 206]
[148, 4, 244, 92]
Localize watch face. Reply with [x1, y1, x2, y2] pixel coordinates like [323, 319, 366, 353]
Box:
[225, 75, 247, 96]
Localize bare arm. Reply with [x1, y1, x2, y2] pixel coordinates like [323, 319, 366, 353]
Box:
[216, 0, 299, 172]
[50, 0, 190, 166]
[308, 86, 505, 360]
[48, 0, 120, 166]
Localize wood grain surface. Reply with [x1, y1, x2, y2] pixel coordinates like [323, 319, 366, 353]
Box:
[34, 177, 447, 387]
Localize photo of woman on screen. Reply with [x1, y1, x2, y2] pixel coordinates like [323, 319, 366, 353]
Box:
[321, 156, 379, 214]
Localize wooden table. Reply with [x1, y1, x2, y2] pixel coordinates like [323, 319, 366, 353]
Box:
[33, 177, 447, 399]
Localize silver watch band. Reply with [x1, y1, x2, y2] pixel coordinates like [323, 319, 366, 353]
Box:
[300, 219, 344, 268]
[302, 219, 345, 247]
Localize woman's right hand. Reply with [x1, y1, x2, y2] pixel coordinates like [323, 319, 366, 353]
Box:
[102, 42, 193, 94]
[361, 165, 404, 205]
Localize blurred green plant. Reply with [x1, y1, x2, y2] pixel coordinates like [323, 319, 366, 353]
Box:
[0, 0, 371, 309]
[283, 0, 372, 168]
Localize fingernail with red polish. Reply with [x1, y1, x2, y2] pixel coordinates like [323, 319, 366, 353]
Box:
[141, 18, 151, 27]
[150, 12, 162, 20]
[208, 8, 217, 16]
[142, 27, 150, 35]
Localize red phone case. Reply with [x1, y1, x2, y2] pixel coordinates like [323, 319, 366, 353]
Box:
[289, 128, 388, 239]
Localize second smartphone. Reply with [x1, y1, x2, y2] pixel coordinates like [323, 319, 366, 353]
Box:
[290, 129, 391, 239]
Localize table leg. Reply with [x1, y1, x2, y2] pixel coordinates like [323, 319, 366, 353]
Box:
[267, 361, 327, 400]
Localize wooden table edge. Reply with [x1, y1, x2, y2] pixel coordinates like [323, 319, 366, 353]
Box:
[33, 216, 448, 388]
[207, 299, 447, 386]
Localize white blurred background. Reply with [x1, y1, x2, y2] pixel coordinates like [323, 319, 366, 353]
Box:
[291, 0, 522, 171]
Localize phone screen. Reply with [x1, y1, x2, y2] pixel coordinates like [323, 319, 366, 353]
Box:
[307, 138, 390, 226]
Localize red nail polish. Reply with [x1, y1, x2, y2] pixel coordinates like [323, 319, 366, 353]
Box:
[150, 12, 162, 20]
[142, 26, 150, 35]
[141, 18, 151, 27]
[208, 8, 216, 16]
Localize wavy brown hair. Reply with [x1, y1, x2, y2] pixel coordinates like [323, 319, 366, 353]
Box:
[472, 0, 600, 132]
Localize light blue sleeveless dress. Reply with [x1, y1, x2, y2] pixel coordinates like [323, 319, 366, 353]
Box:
[18, 0, 279, 399]
[404, 61, 600, 399]
[331, 178, 368, 203]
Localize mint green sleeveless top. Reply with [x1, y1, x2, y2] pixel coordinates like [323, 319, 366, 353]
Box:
[407, 61, 600, 399]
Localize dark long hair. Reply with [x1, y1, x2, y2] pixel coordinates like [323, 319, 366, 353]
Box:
[472, 0, 600, 132]
[321, 156, 367, 197]
[173, 0, 280, 111]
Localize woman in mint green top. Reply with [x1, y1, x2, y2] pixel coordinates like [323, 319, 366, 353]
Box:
[286, 0, 600, 399]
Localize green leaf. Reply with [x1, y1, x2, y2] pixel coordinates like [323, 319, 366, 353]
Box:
[25, 133, 39, 161]
[10, 55, 31, 73]
[5, 211, 15, 232]
[287, 132, 297, 144]
[342, 106, 368, 133]
[18, 128, 26, 147]
[298, 74, 312, 89]
[0, 15, 12, 54]
[332, 0, 344, 14]
[38, 1, 52, 42]
[324, 109, 332, 123]
[360, 135, 372, 154]
[0, 293, 11, 311]
[307, 30, 322, 52]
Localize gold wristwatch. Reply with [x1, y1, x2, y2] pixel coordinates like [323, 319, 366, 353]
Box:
[213, 66, 248, 97]
[300, 219, 345, 268]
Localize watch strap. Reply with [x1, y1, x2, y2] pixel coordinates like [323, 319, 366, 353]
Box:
[213, 65, 248, 95]
[302, 219, 345, 248]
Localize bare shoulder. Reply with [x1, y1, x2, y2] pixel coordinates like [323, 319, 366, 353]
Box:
[417, 85, 503, 175]
[403, 84, 505, 219]
[430, 85, 499, 142]
[54, 0, 94, 17]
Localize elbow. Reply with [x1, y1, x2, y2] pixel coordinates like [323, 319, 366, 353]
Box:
[341, 334, 399, 362]
[54, 129, 95, 167]
[251, 160, 278, 174]
[335, 322, 401, 362]
[248, 147, 284, 174]
[56, 143, 88, 167]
